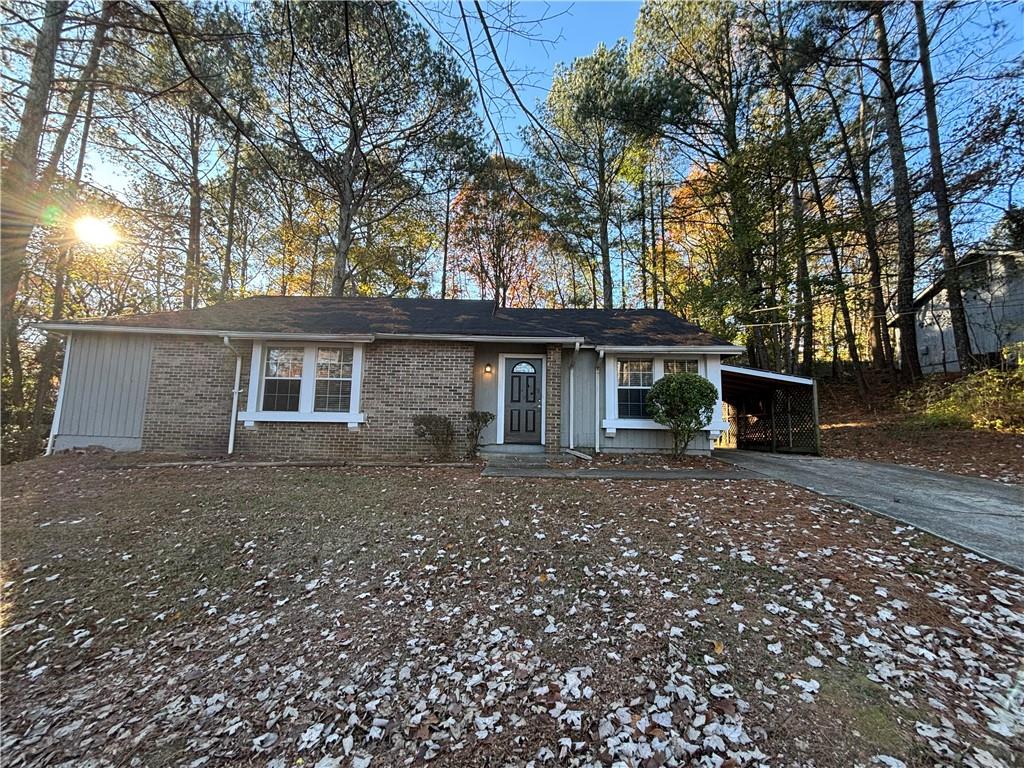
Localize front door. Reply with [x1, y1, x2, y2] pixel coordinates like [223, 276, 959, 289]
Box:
[504, 357, 542, 444]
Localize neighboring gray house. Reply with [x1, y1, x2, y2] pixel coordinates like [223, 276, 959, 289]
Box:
[913, 248, 1023, 373]
[39, 297, 816, 460]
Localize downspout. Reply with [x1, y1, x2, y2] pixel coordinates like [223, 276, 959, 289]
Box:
[45, 332, 73, 456]
[595, 349, 604, 453]
[223, 336, 242, 455]
[568, 341, 579, 450]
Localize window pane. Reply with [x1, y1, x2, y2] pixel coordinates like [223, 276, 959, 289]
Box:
[314, 379, 352, 412]
[617, 387, 649, 419]
[317, 347, 353, 380]
[512, 361, 536, 374]
[262, 378, 301, 411]
[265, 347, 304, 378]
[665, 359, 698, 375]
[618, 360, 653, 387]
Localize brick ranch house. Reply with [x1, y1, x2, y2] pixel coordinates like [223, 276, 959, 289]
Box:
[39, 297, 818, 459]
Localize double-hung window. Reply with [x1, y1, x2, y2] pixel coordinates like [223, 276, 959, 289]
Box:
[664, 358, 699, 376]
[262, 347, 304, 411]
[243, 342, 363, 424]
[313, 347, 353, 412]
[617, 359, 653, 419]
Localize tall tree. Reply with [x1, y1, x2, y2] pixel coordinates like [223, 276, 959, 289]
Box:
[913, 0, 973, 371]
[1, 1, 70, 315]
[869, 2, 922, 381]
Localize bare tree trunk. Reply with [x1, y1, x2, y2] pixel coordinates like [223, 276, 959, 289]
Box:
[184, 113, 202, 309]
[822, 67, 895, 373]
[1, 1, 69, 315]
[331, 134, 359, 297]
[650, 174, 659, 309]
[659, 181, 668, 310]
[597, 140, 613, 309]
[441, 186, 451, 299]
[639, 174, 648, 308]
[221, 128, 241, 299]
[39, 1, 112, 192]
[914, 0, 973, 371]
[785, 101, 814, 375]
[872, 5, 922, 383]
[29, 86, 97, 453]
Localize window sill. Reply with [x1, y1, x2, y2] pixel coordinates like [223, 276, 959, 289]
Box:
[238, 411, 366, 425]
[602, 418, 669, 434]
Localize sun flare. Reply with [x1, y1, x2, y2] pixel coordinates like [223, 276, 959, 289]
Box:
[73, 216, 119, 248]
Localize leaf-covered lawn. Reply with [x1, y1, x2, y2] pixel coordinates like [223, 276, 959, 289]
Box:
[2, 454, 1021, 767]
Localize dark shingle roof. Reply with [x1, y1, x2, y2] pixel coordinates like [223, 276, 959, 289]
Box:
[47, 296, 735, 348]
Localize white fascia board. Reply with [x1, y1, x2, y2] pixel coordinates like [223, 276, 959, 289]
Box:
[35, 323, 374, 343]
[721, 364, 814, 386]
[374, 333, 586, 345]
[596, 345, 744, 355]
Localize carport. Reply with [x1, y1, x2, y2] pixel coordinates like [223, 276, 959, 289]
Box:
[718, 365, 819, 454]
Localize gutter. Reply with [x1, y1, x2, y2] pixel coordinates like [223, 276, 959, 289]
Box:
[223, 336, 242, 455]
[595, 349, 604, 453]
[596, 344, 744, 355]
[36, 323, 374, 343]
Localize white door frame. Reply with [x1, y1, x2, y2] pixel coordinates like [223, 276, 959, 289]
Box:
[495, 352, 545, 446]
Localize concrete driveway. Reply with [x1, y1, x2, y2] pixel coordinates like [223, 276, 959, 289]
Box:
[717, 451, 1024, 571]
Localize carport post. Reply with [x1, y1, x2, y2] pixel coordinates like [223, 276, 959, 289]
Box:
[769, 390, 777, 453]
[812, 379, 822, 455]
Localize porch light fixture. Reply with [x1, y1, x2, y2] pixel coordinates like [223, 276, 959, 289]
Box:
[484, 363, 493, 374]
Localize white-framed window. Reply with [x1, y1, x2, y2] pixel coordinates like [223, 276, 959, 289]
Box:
[664, 358, 699, 376]
[617, 359, 653, 419]
[262, 347, 304, 411]
[313, 347, 353, 412]
[604, 354, 719, 434]
[241, 342, 364, 424]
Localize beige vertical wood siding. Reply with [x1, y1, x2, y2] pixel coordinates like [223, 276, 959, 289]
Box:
[53, 332, 153, 451]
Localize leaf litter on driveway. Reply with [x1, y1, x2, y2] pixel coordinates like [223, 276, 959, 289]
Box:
[1, 454, 1022, 767]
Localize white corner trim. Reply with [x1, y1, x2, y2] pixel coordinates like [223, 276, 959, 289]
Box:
[45, 332, 73, 455]
[495, 352, 546, 446]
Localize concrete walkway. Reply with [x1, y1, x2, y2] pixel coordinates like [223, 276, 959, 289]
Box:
[717, 451, 1024, 571]
[481, 465, 757, 481]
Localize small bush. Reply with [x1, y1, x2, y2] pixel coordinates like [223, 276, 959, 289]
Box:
[466, 410, 495, 458]
[897, 367, 1024, 434]
[412, 414, 456, 460]
[646, 373, 719, 455]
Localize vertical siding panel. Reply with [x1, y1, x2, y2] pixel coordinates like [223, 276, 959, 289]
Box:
[54, 332, 153, 450]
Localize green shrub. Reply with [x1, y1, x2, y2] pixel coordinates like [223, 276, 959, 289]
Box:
[465, 410, 495, 458]
[897, 367, 1024, 434]
[646, 372, 719, 455]
[412, 414, 456, 460]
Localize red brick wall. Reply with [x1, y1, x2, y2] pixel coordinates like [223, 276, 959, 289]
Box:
[142, 336, 235, 453]
[545, 344, 562, 452]
[142, 336, 476, 460]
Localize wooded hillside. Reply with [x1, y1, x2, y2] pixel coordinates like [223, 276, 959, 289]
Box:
[2, 0, 1021, 460]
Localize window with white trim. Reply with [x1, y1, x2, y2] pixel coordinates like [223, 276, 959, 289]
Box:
[617, 359, 653, 419]
[314, 347, 353, 412]
[262, 347, 304, 411]
[245, 343, 362, 422]
[664, 358, 699, 375]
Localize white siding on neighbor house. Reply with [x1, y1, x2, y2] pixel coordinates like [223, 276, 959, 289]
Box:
[917, 252, 1023, 373]
[53, 332, 153, 451]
